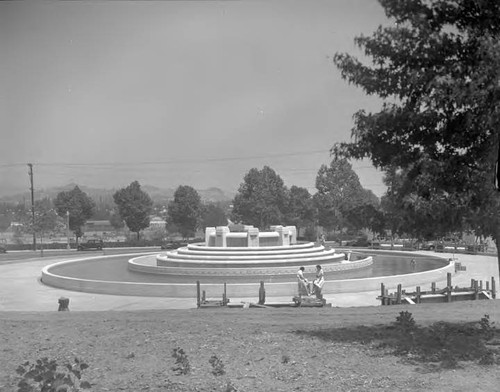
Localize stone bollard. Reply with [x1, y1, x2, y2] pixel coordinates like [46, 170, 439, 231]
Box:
[58, 297, 70, 311]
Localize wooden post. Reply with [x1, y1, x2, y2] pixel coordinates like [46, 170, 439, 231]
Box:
[431, 282, 436, 294]
[447, 273, 452, 302]
[486, 281, 490, 291]
[470, 279, 475, 289]
[196, 281, 201, 308]
[396, 284, 402, 304]
[202, 290, 206, 303]
[416, 286, 421, 304]
[479, 280, 483, 290]
[223, 282, 227, 305]
[491, 277, 496, 299]
[258, 281, 266, 305]
[474, 280, 479, 300]
[380, 283, 385, 305]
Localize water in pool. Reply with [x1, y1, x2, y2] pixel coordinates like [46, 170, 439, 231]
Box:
[49, 252, 448, 284]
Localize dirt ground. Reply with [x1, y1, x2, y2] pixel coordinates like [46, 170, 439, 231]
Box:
[1, 300, 499, 392]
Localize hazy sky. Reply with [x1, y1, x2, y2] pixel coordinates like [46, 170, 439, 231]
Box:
[0, 0, 389, 197]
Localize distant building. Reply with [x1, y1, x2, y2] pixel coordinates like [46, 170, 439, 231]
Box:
[84, 220, 115, 238]
[148, 216, 166, 229]
[7, 221, 23, 231]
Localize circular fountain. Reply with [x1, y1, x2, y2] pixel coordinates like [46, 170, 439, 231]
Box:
[41, 225, 454, 298]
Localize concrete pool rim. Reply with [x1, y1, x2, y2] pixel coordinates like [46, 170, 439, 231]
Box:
[40, 250, 455, 298]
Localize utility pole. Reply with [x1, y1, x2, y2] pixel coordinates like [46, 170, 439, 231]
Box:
[66, 210, 70, 250]
[28, 163, 36, 251]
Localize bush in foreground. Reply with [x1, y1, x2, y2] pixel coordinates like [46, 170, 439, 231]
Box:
[16, 357, 91, 392]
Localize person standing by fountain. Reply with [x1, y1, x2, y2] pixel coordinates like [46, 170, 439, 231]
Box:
[410, 258, 416, 271]
[313, 264, 325, 299]
[320, 233, 326, 247]
[297, 266, 310, 296]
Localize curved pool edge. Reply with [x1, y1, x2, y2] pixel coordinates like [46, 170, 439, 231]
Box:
[41, 252, 455, 298]
[129, 254, 372, 276]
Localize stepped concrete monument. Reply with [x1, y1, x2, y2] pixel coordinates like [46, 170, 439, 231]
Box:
[154, 225, 372, 277]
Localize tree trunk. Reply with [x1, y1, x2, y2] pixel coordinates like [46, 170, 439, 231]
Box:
[136, 231, 140, 241]
[493, 231, 500, 287]
[39, 232, 44, 257]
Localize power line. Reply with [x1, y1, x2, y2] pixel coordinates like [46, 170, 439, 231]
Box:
[22, 149, 332, 168]
[0, 151, 383, 170]
[0, 163, 26, 168]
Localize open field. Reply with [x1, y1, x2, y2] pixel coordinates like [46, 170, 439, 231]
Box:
[1, 301, 499, 392]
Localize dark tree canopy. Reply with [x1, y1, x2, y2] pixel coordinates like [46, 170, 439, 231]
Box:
[231, 166, 288, 229]
[334, 0, 500, 170]
[168, 185, 201, 239]
[0, 203, 14, 232]
[19, 198, 59, 248]
[109, 211, 125, 230]
[332, 0, 500, 274]
[344, 203, 385, 236]
[284, 186, 316, 236]
[381, 167, 465, 240]
[113, 181, 153, 240]
[200, 202, 228, 229]
[54, 186, 95, 242]
[313, 158, 368, 232]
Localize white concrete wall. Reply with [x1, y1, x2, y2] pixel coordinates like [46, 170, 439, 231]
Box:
[41, 254, 454, 299]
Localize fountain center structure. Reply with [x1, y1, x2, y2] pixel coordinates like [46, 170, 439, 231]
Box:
[152, 225, 373, 277]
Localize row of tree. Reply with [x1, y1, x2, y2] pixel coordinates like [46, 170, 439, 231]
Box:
[7, 159, 388, 245]
[8, 154, 479, 248]
[231, 163, 381, 238]
[3, 182, 222, 244]
[50, 182, 226, 242]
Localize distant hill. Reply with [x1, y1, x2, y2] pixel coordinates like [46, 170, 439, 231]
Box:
[0, 184, 235, 206]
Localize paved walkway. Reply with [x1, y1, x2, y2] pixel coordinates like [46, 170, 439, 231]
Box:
[0, 251, 498, 312]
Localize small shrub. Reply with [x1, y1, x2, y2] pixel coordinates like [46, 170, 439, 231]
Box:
[208, 355, 225, 376]
[224, 380, 237, 392]
[16, 357, 91, 392]
[478, 350, 495, 366]
[171, 348, 191, 375]
[479, 314, 494, 340]
[395, 311, 416, 332]
[440, 349, 459, 369]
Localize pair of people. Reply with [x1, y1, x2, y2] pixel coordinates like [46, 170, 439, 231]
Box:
[297, 265, 324, 298]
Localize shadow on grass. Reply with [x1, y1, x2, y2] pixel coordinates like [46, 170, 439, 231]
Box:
[293, 313, 500, 371]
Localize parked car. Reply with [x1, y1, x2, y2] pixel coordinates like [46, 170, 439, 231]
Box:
[419, 241, 435, 250]
[341, 237, 369, 247]
[77, 239, 104, 251]
[161, 240, 187, 250]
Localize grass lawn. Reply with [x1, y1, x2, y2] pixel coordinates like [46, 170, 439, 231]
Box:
[1, 300, 499, 391]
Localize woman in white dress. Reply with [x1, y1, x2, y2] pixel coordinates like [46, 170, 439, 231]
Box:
[297, 266, 310, 296]
[313, 264, 325, 298]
